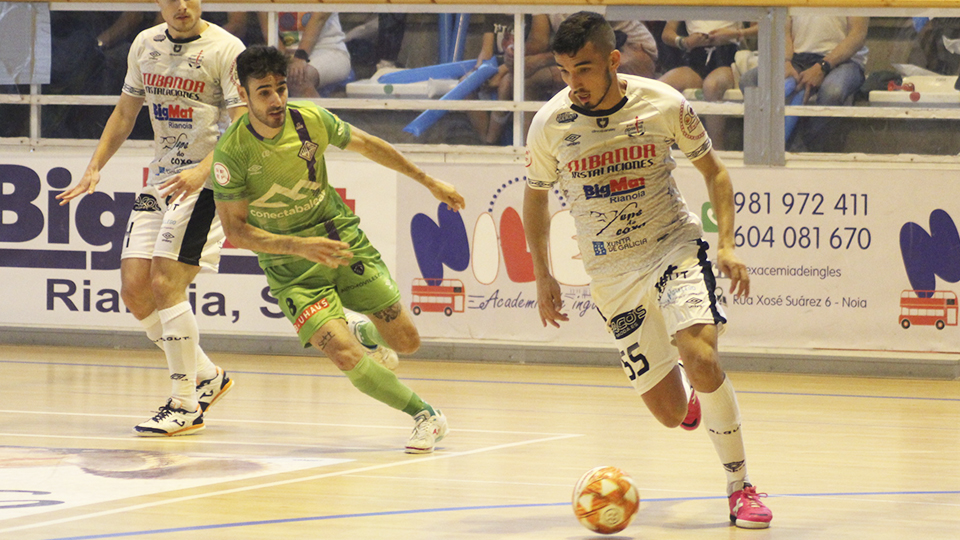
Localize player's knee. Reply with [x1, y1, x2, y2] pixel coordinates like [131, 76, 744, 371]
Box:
[390, 329, 420, 355]
[321, 342, 365, 371]
[651, 403, 687, 428]
[120, 282, 152, 318]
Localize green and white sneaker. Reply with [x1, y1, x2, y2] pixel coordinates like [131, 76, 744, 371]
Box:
[405, 409, 448, 454]
[134, 399, 204, 437]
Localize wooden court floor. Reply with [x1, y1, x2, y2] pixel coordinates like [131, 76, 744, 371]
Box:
[0, 343, 958, 540]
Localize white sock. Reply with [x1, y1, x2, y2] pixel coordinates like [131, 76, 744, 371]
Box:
[139, 310, 164, 350]
[196, 349, 218, 382]
[159, 302, 199, 412]
[142, 309, 216, 385]
[698, 375, 750, 495]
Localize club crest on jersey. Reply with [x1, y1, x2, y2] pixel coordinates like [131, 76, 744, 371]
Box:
[298, 141, 319, 162]
[556, 111, 578, 123]
[173, 44, 183, 54]
[188, 51, 204, 69]
[626, 118, 645, 137]
[351, 262, 365, 276]
[679, 101, 706, 140]
[596, 118, 609, 128]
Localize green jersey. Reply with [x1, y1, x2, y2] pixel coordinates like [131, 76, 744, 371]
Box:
[212, 101, 355, 268]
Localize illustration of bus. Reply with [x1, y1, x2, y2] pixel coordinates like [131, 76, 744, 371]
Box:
[899, 290, 958, 329]
[410, 278, 465, 316]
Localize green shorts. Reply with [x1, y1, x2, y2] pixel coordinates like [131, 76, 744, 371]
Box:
[264, 227, 401, 347]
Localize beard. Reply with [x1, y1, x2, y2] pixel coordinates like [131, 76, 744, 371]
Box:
[255, 107, 286, 129]
[580, 70, 615, 111]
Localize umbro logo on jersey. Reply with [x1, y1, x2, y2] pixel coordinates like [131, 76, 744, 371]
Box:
[597, 118, 609, 128]
[564, 134, 581, 146]
[149, 51, 161, 60]
[247, 164, 262, 175]
[298, 141, 319, 162]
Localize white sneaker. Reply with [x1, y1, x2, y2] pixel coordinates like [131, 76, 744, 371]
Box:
[134, 399, 204, 437]
[405, 409, 448, 454]
[346, 312, 399, 371]
[196, 367, 234, 412]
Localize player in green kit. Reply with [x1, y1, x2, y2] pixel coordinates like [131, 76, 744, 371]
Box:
[212, 46, 465, 453]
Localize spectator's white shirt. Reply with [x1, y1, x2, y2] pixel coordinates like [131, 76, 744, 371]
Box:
[526, 75, 711, 279]
[790, 15, 868, 67]
[685, 20, 741, 35]
[123, 22, 245, 187]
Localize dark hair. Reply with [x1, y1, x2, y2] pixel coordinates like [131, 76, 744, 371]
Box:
[236, 45, 288, 88]
[551, 11, 616, 56]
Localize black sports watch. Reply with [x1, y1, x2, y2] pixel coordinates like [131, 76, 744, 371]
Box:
[293, 49, 310, 62]
[818, 59, 832, 75]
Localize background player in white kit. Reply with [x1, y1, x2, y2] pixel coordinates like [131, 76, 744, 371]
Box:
[523, 12, 772, 528]
[57, 0, 246, 436]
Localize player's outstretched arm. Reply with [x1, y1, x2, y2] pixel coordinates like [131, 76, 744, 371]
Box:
[216, 198, 353, 268]
[693, 149, 750, 298]
[344, 126, 465, 211]
[57, 93, 144, 205]
[524, 185, 569, 327]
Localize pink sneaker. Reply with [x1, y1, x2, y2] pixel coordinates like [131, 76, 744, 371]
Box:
[728, 483, 772, 528]
[680, 389, 701, 431]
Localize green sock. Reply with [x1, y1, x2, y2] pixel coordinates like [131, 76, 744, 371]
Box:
[355, 320, 389, 349]
[344, 355, 432, 416]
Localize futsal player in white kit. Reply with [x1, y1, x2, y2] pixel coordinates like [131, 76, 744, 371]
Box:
[523, 12, 772, 528]
[57, 0, 246, 436]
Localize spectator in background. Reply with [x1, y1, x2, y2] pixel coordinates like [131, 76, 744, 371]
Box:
[375, 14, 407, 70]
[659, 20, 757, 148]
[343, 13, 407, 77]
[206, 12, 265, 46]
[261, 12, 351, 97]
[467, 14, 529, 145]
[44, 11, 151, 138]
[910, 17, 960, 76]
[659, 21, 756, 101]
[740, 15, 868, 151]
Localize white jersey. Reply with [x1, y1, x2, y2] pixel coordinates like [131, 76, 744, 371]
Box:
[526, 75, 711, 279]
[122, 22, 245, 187]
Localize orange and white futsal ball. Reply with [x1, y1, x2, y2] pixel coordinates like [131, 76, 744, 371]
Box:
[571, 465, 640, 534]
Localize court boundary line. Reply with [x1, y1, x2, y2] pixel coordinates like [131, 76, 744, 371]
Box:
[37, 490, 960, 540]
[0, 433, 583, 536]
[0, 410, 573, 435]
[2, 359, 957, 401]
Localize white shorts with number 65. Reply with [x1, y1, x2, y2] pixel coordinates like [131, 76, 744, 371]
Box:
[590, 239, 727, 395]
